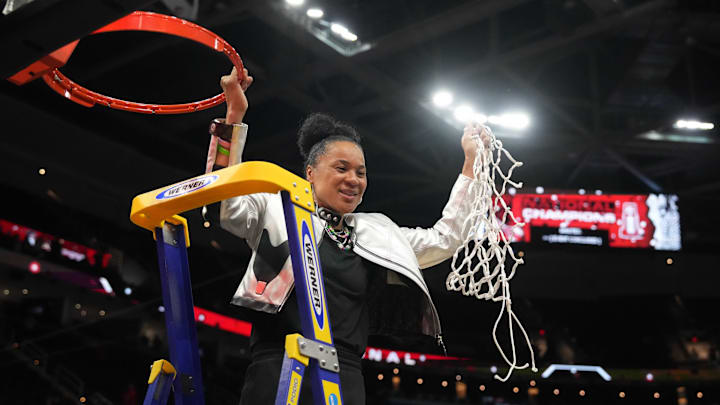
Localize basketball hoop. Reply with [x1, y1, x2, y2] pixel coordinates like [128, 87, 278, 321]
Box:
[9, 11, 243, 114]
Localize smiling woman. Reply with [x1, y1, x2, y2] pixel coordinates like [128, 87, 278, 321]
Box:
[299, 114, 367, 222]
[213, 67, 486, 405]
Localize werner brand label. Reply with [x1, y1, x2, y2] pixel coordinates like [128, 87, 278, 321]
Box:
[301, 222, 324, 329]
[286, 371, 302, 405]
[155, 175, 218, 200]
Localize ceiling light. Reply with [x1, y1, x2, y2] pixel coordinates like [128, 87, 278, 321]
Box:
[285, 0, 304, 7]
[331, 23, 348, 35]
[542, 364, 612, 381]
[474, 113, 488, 124]
[454, 105, 474, 122]
[341, 31, 358, 41]
[28, 261, 41, 274]
[501, 113, 530, 130]
[417, 378, 423, 384]
[674, 119, 714, 130]
[432, 91, 453, 108]
[98, 277, 114, 294]
[487, 113, 530, 129]
[124, 287, 132, 296]
[38, 168, 46, 175]
[306, 8, 323, 18]
[638, 130, 713, 144]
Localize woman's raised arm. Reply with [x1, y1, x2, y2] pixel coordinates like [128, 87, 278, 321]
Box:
[401, 124, 491, 268]
[216, 67, 268, 246]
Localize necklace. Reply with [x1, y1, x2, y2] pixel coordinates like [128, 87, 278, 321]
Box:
[317, 207, 342, 228]
[324, 223, 353, 251]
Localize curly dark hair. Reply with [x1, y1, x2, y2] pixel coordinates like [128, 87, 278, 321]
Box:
[297, 113, 362, 169]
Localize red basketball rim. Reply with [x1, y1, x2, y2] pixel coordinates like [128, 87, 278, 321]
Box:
[41, 11, 244, 114]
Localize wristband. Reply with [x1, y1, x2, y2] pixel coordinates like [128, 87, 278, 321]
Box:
[217, 138, 231, 149]
[209, 118, 244, 141]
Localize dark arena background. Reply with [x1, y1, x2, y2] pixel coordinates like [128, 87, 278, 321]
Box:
[2, 0, 720, 404]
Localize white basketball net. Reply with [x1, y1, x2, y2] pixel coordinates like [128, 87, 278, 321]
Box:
[446, 125, 537, 382]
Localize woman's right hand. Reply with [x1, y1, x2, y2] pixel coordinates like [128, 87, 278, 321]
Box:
[461, 123, 492, 178]
[220, 67, 253, 124]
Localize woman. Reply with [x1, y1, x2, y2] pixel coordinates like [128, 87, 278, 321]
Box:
[216, 68, 487, 404]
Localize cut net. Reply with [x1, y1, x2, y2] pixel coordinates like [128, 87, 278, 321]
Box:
[446, 125, 537, 382]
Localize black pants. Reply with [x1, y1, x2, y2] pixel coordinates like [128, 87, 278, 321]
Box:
[239, 348, 365, 405]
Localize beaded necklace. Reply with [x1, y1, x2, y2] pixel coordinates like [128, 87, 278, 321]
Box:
[317, 207, 353, 251]
[324, 222, 353, 251]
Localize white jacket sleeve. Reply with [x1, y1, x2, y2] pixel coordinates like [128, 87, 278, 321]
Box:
[218, 123, 268, 247]
[400, 174, 474, 269]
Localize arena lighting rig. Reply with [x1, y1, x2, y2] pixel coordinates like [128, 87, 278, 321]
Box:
[638, 130, 715, 144]
[674, 119, 715, 130]
[275, 0, 371, 56]
[434, 91, 530, 130]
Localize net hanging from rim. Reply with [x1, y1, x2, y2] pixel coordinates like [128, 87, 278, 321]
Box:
[446, 124, 537, 382]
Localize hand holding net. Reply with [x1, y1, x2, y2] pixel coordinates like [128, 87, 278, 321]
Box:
[446, 124, 537, 381]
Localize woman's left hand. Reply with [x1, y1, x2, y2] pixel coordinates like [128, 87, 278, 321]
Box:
[221, 67, 254, 124]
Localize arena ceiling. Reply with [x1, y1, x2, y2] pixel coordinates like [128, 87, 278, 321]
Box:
[3, 0, 720, 230]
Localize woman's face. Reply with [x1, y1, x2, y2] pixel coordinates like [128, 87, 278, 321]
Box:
[306, 140, 367, 215]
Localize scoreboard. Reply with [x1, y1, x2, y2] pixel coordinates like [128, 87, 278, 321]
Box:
[502, 193, 681, 250]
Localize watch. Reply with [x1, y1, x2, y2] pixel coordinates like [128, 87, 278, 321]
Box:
[209, 118, 244, 142]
